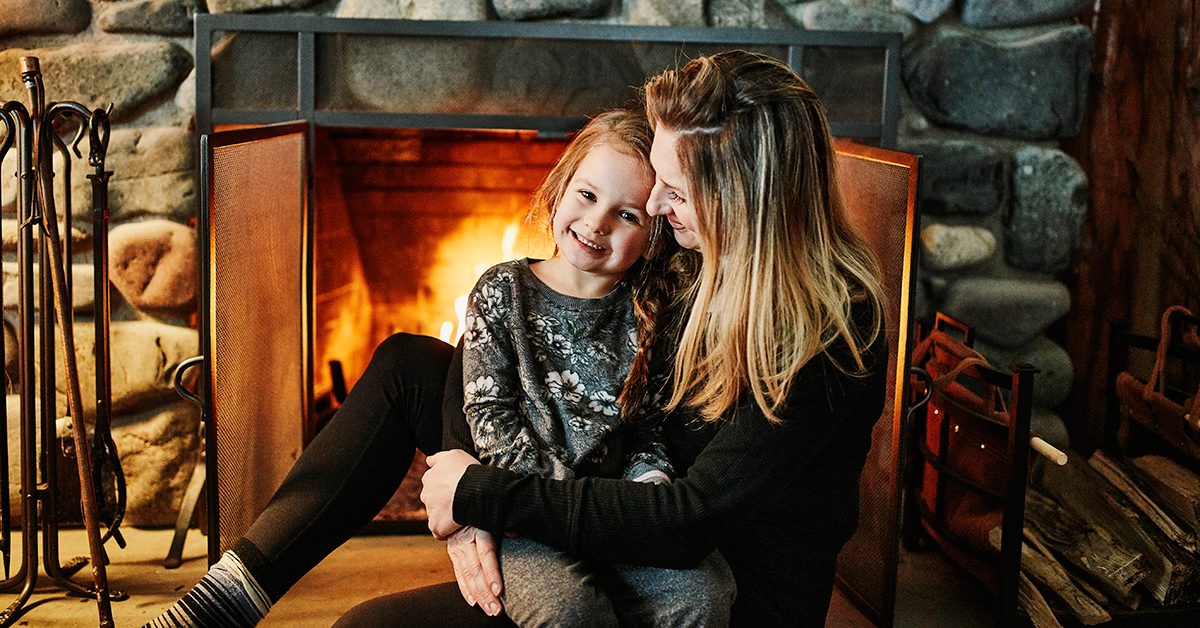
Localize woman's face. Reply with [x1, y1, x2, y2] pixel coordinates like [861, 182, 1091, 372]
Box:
[648, 125, 702, 251]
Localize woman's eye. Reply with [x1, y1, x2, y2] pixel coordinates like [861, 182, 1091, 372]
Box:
[666, 189, 682, 202]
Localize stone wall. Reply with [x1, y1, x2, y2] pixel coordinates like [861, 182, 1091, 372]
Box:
[0, 0, 1095, 524]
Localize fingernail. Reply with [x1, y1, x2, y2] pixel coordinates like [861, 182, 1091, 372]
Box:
[488, 603, 500, 615]
[492, 583, 501, 595]
[467, 596, 475, 606]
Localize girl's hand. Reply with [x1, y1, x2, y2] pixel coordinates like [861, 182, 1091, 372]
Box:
[447, 526, 504, 617]
[421, 449, 480, 540]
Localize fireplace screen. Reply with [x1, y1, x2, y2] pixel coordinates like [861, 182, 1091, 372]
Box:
[202, 121, 310, 558]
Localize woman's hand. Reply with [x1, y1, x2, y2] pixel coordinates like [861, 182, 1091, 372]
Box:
[421, 449, 480, 540]
[447, 526, 504, 617]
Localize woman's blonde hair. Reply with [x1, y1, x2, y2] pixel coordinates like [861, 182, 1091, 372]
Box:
[645, 51, 885, 424]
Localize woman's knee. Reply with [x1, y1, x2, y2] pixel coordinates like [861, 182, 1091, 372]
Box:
[371, 333, 454, 379]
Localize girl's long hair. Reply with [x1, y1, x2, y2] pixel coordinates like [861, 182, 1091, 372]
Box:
[645, 51, 886, 424]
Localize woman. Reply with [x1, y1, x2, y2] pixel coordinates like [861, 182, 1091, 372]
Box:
[419, 50, 887, 627]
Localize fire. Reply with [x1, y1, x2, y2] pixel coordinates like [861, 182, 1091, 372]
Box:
[431, 219, 553, 344]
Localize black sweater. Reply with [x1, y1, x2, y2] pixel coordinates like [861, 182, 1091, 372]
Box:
[444, 310, 887, 627]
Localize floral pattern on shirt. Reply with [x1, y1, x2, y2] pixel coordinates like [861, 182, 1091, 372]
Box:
[461, 259, 674, 483]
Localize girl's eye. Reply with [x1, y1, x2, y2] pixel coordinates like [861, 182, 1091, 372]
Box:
[579, 190, 597, 202]
[619, 211, 642, 225]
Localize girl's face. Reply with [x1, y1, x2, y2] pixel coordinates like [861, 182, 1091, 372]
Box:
[647, 125, 702, 251]
[551, 143, 654, 279]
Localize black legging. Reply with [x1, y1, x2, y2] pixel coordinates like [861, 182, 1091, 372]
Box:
[235, 333, 513, 627]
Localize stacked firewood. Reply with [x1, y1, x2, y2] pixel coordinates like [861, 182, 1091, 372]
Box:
[1008, 450, 1200, 626]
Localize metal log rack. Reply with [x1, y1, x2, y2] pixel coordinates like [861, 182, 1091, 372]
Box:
[0, 57, 124, 627]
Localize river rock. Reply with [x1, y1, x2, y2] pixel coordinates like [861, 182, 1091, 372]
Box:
[903, 26, 1094, 139]
[108, 220, 198, 317]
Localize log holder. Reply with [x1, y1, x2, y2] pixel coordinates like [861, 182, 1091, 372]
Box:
[0, 57, 125, 627]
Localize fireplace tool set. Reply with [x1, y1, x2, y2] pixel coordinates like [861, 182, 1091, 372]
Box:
[0, 57, 125, 627]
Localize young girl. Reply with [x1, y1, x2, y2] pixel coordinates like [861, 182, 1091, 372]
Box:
[462, 110, 734, 627]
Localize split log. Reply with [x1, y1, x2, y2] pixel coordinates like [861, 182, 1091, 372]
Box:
[1018, 571, 1066, 628]
[1090, 450, 1198, 554]
[1023, 488, 1148, 601]
[1038, 450, 1200, 604]
[1127, 454, 1200, 536]
[990, 526, 1111, 625]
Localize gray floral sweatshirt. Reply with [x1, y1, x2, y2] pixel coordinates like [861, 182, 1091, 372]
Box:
[461, 258, 672, 484]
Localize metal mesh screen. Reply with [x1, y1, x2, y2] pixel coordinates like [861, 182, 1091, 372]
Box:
[833, 143, 919, 627]
[209, 129, 308, 556]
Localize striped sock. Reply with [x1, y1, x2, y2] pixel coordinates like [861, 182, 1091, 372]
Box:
[143, 551, 272, 628]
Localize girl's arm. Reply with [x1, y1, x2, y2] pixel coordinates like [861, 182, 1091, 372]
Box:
[462, 268, 569, 478]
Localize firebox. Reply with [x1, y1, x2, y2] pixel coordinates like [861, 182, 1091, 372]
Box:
[194, 14, 913, 628]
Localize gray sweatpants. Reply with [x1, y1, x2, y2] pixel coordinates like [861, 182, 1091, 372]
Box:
[498, 535, 736, 628]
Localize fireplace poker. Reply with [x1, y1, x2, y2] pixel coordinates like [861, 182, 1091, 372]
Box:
[0, 100, 35, 622]
[21, 56, 115, 628]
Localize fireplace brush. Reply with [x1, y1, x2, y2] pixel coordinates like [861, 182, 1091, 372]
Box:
[0, 56, 125, 628]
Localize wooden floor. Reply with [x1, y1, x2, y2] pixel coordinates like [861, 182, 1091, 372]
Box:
[18, 527, 993, 628]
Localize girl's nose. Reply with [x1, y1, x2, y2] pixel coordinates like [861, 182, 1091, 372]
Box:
[585, 210, 609, 234]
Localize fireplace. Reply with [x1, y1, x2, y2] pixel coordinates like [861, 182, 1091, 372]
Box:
[195, 13, 910, 626]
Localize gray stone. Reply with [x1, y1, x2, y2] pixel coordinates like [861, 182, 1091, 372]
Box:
[709, 0, 798, 28]
[336, 0, 487, 20]
[108, 220, 198, 318]
[491, 45, 646, 118]
[941, 278, 1070, 348]
[628, 0, 705, 25]
[113, 400, 201, 527]
[1, 262, 95, 313]
[52, 321, 199, 420]
[0, 0, 90, 37]
[338, 0, 491, 114]
[0, 42, 192, 124]
[98, 0, 199, 36]
[208, 0, 320, 13]
[494, 0, 608, 21]
[1017, 336, 1074, 408]
[892, 0, 953, 23]
[799, 2, 915, 39]
[1005, 146, 1088, 273]
[14, 126, 197, 222]
[175, 69, 196, 119]
[903, 26, 1094, 139]
[1031, 407, 1070, 450]
[963, 0, 1092, 29]
[900, 139, 1007, 216]
[920, 224, 996, 271]
[975, 335, 1074, 408]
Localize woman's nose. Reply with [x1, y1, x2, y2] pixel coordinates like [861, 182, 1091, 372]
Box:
[646, 184, 669, 216]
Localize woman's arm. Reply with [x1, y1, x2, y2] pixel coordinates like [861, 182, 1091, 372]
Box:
[426, 344, 887, 568]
